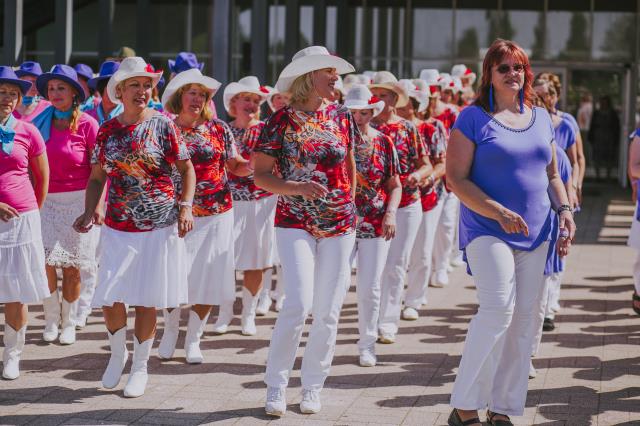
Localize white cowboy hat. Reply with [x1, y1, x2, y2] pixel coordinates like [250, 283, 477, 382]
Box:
[398, 79, 428, 105]
[344, 84, 385, 117]
[223, 76, 269, 112]
[451, 64, 477, 84]
[275, 46, 354, 93]
[106, 56, 163, 104]
[452, 76, 464, 93]
[418, 69, 440, 86]
[343, 74, 360, 91]
[368, 71, 409, 107]
[160, 68, 221, 110]
[356, 74, 371, 85]
[438, 73, 455, 91]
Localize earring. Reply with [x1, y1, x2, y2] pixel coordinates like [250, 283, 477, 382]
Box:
[519, 89, 524, 114]
[489, 84, 494, 112]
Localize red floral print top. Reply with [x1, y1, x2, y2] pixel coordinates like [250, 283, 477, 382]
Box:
[434, 107, 458, 132]
[418, 119, 448, 211]
[177, 119, 238, 217]
[254, 103, 358, 239]
[228, 122, 272, 201]
[92, 114, 189, 232]
[372, 118, 428, 208]
[354, 128, 399, 239]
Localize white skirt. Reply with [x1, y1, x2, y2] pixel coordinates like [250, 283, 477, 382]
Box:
[41, 190, 100, 269]
[0, 210, 49, 303]
[92, 225, 188, 309]
[185, 210, 236, 305]
[629, 205, 640, 250]
[233, 196, 277, 270]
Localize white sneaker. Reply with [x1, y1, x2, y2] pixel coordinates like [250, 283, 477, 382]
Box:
[359, 347, 376, 367]
[377, 332, 395, 344]
[265, 386, 286, 416]
[529, 361, 537, 379]
[430, 270, 449, 288]
[300, 389, 321, 414]
[401, 307, 419, 321]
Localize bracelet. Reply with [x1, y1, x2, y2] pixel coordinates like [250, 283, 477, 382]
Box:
[178, 200, 193, 208]
[556, 204, 572, 215]
[385, 208, 397, 216]
[427, 174, 435, 185]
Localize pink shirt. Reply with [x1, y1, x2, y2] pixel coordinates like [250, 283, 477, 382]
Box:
[13, 100, 52, 123]
[46, 112, 99, 193]
[0, 120, 46, 213]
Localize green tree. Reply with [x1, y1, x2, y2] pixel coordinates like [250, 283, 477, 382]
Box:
[600, 14, 635, 60]
[457, 28, 479, 59]
[558, 12, 589, 60]
[531, 11, 545, 59]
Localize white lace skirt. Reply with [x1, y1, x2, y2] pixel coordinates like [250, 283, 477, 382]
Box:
[41, 190, 99, 269]
[185, 210, 236, 305]
[233, 196, 277, 270]
[92, 224, 188, 308]
[0, 210, 49, 303]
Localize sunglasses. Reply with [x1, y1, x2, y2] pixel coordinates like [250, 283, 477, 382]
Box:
[496, 63, 526, 74]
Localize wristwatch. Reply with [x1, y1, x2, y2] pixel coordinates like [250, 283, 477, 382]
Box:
[556, 204, 572, 215]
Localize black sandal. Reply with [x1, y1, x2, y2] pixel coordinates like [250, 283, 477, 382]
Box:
[448, 409, 481, 426]
[633, 292, 640, 315]
[487, 410, 514, 426]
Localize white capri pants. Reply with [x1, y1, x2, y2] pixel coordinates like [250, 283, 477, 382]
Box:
[352, 237, 391, 351]
[450, 236, 549, 416]
[406, 199, 445, 309]
[432, 192, 460, 274]
[264, 228, 355, 391]
[378, 201, 422, 335]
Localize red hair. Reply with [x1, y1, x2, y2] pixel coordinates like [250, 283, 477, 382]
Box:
[474, 39, 535, 112]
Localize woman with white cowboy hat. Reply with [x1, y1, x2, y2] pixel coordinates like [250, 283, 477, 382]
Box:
[451, 64, 477, 105]
[196, 76, 272, 337]
[0, 67, 50, 379]
[13, 62, 51, 122]
[253, 45, 358, 416]
[344, 84, 401, 367]
[73, 56, 196, 398]
[31, 64, 100, 346]
[156, 68, 252, 362]
[368, 70, 433, 344]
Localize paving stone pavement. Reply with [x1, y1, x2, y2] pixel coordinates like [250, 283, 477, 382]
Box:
[1, 183, 639, 426]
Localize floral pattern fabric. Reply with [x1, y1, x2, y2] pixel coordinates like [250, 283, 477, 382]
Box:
[254, 103, 358, 239]
[419, 119, 448, 211]
[434, 107, 458, 132]
[177, 119, 238, 217]
[371, 119, 427, 208]
[228, 122, 272, 201]
[92, 114, 189, 232]
[354, 128, 399, 239]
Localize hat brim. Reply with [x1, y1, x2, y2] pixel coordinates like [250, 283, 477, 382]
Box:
[15, 70, 40, 78]
[36, 74, 87, 102]
[0, 78, 32, 95]
[160, 70, 221, 110]
[223, 83, 268, 113]
[344, 100, 385, 117]
[275, 55, 355, 93]
[88, 75, 112, 91]
[368, 83, 409, 108]
[107, 70, 163, 104]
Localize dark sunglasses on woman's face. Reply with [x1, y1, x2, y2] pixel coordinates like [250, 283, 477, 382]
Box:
[496, 63, 526, 74]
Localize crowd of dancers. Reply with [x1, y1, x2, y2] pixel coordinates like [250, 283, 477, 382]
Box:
[0, 38, 597, 425]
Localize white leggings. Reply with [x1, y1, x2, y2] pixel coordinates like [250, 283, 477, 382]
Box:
[264, 228, 355, 391]
[450, 236, 549, 416]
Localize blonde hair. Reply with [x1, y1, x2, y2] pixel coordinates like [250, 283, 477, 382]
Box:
[288, 72, 316, 105]
[536, 72, 562, 99]
[165, 83, 213, 121]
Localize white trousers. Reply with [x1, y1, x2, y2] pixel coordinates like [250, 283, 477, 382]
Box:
[352, 237, 391, 350]
[264, 228, 355, 391]
[633, 252, 640, 294]
[378, 201, 422, 335]
[432, 192, 460, 274]
[531, 271, 563, 357]
[406, 199, 445, 308]
[450, 236, 549, 416]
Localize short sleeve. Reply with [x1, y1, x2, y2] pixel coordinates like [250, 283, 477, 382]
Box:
[452, 106, 478, 143]
[255, 109, 287, 157]
[218, 120, 239, 161]
[25, 123, 46, 158]
[91, 123, 109, 166]
[163, 118, 190, 164]
[81, 113, 100, 151]
[344, 109, 361, 152]
[408, 121, 428, 160]
[383, 134, 400, 180]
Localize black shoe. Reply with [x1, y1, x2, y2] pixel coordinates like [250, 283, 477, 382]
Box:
[448, 409, 480, 426]
[633, 292, 640, 315]
[542, 317, 555, 331]
[487, 410, 514, 426]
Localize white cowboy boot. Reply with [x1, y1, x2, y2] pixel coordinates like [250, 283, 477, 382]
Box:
[123, 337, 153, 398]
[42, 290, 60, 342]
[102, 326, 129, 389]
[241, 288, 260, 336]
[59, 299, 77, 345]
[256, 286, 272, 316]
[184, 310, 209, 364]
[2, 324, 26, 380]
[157, 308, 181, 360]
[211, 303, 234, 334]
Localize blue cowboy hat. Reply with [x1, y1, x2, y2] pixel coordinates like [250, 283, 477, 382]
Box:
[74, 63, 94, 81]
[168, 52, 204, 74]
[36, 64, 87, 102]
[15, 61, 44, 78]
[0, 66, 32, 94]
[88, 61, 120, 91]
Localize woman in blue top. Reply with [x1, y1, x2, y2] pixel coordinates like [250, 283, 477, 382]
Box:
[627, 128, 640, 315]
[445, 39, 576, 426]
